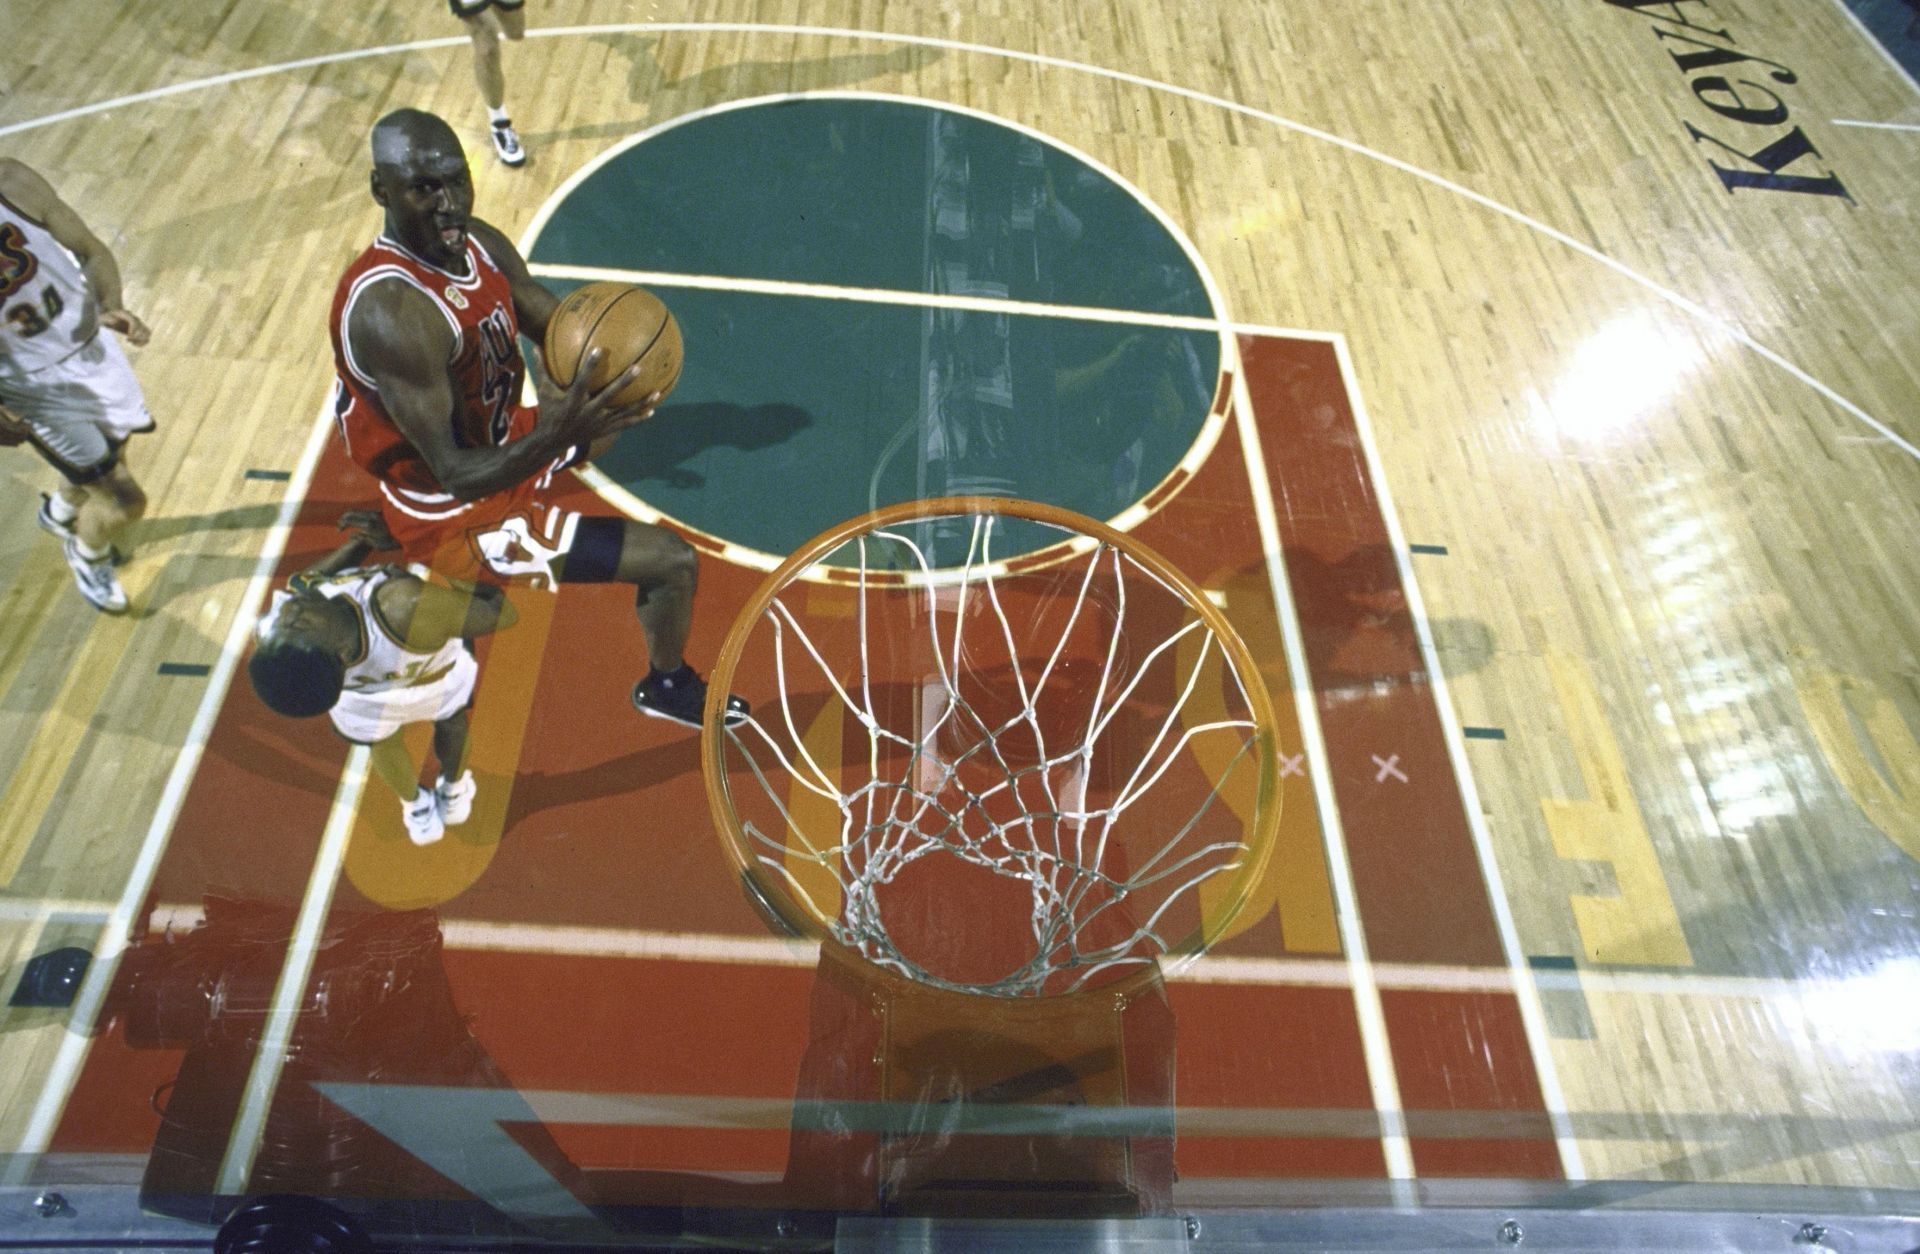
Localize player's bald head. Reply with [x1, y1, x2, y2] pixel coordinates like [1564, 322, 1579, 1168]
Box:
[370, 108, 463, 171]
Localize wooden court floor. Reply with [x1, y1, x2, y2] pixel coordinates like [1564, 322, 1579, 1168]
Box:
[1, 0, 1917, 1216]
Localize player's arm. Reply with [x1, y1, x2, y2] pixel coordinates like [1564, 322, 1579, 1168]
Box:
[466, 218, 663, 433]
[337, 508, 398, 552]
[289, 530, 379, 591]
[349, 279, 587, 501]
[0, 159, 148, 345]
[350, 279, 654, 501]
[467, 218, 560, 342]
[373, 576, 518, 651]
[0, 403, 28, 446]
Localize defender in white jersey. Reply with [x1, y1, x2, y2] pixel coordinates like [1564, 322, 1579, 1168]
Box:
[248, 513, 518, 845]
[0, 158, 154, 613]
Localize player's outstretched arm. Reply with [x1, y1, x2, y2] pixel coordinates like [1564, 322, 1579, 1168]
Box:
[0, 159, 148, 345]
[289, 530, 379, 592]
[338, 509, 399, 551]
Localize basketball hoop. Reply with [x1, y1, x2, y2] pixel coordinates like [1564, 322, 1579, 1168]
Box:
[702, 497, 1280, 1000]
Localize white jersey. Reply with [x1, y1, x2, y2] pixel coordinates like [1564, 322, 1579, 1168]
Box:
[0, 195, 98, 381]
[260, 566, 467, 697]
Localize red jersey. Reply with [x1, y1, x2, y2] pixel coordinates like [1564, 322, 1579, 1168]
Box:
[328, 233, 576, 582]
[328, 232, 541, 497]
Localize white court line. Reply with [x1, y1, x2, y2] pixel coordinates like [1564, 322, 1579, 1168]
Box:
[1, 22, 1909, 464]
[1227, 352, 1415, 1189]
[5, 901, 1854, 1002]
[1332, 337, 1586, 1182]
[5, 402, 340, 1180]
[0, 38, 467, 139]
[1825, 0, 1920, 100]
[534, 262, 1223, 334]
[424, 916, 1863, 1004]
[440, 919, 819, 966]
[0, 899, 113, 924]
[215, 749, 370, 1195]
[529, 261, 1335, 344]
[1833, 118, 1920, 131]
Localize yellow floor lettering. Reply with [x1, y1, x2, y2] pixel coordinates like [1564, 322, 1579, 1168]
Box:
[1541, 653, 1693, 967]
[1795, 669, 1920, 864]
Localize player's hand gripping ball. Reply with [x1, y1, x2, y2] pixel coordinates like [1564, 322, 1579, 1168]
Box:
[543, 281, 683, 410]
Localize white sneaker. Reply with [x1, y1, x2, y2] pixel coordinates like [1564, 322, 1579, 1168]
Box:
[402, 787, 445, 846]
[62, 536, 127, 613]
[435, 770, 476, 826]
[490, 121, 526, 167]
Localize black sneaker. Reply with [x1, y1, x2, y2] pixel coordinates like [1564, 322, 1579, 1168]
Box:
[631, 667, 749, 729]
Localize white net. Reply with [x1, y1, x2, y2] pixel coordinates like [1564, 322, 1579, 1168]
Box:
[714, 506, 1275, 998]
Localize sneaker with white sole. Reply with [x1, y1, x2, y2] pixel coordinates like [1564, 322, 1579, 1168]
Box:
[62, 536, 128, 613]
[403, 787, 445, 846]
[631, 666, 749, 729]
[37, 493, 76, 540]
[39, 495, 128, 565]
[435, 770, 476, 827]
[490, 121, 526, 167]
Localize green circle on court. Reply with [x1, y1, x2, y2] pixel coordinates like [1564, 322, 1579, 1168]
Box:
[528, 95, 1222, 565]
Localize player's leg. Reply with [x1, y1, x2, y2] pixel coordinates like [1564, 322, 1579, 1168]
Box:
[367, 729, 423, 799]
[23, 332, 153, 608]
[370, 728, 445, 847]
[462, 8, 506, 112]
[413, 650, 481, 826]
[618, 521, 752, 726]
[457, 2, 526, 166]
[553, 515, 747, 728]
[432, 707, 470, 779]
[72, 456, 147, 556]
[0, 403, 85, 549]
[39, 483, 85, 535]
[496, 1, 526, 42]
[15, 422, 131, 613]
[431, 708, 477, 826]
[614, 518, 696, 673]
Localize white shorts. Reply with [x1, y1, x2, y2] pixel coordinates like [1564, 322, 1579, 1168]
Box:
[0, 333, 153, 483]
[329, 648, 478, 744]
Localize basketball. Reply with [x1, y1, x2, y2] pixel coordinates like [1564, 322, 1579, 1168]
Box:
[542, 281, 683, 410]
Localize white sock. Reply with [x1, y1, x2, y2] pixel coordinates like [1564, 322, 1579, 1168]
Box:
[47, 493, 79, 524]
[75, 538, 110, 562]
[488, 106, 510, 127]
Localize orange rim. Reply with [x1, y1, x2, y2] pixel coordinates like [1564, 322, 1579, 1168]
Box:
[701, 495, 1281, 992]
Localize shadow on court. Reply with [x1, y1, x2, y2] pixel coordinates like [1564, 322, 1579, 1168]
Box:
[607, 400, 811, 490]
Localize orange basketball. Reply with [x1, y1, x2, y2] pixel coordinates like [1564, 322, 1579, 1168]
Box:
[542, 281, 683, 409]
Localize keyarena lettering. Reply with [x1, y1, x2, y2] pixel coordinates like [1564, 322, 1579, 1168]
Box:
[1606, 0, 1852, 201]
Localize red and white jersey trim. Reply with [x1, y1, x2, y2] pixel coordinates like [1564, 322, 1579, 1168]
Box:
[380, 479, 470, 522]
[338, 265, 462, 386]
[375, 452, 574, 523]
